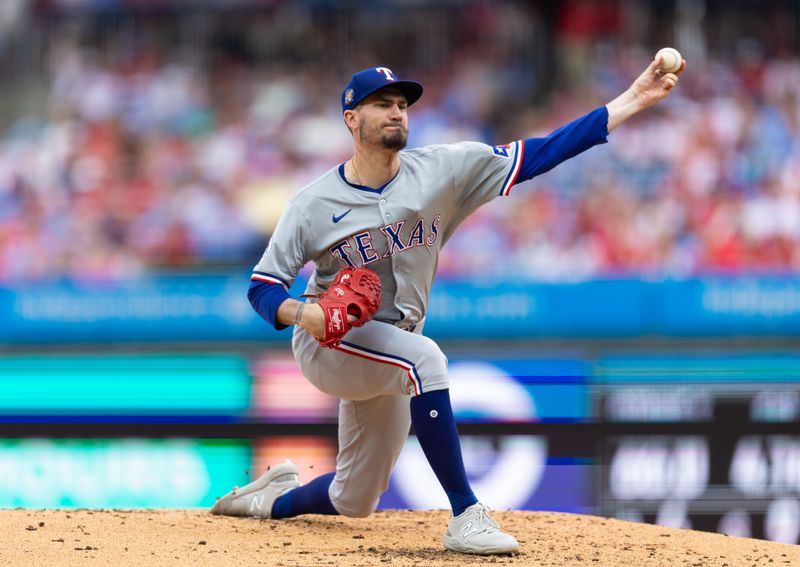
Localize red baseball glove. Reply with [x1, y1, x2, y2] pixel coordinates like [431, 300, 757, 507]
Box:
[311, 267, 382, 348]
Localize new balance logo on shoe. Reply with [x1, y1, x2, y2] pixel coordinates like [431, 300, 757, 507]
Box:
[250, 495, 264, 513]
[461, 522, 478, 538]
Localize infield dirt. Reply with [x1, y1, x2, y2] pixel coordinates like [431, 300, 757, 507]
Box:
[0, 509, 797, 566]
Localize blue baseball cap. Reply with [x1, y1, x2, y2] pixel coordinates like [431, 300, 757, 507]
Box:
[341, 67, 423, 112]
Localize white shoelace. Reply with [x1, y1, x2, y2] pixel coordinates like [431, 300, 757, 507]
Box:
[473, 504, 500, 533]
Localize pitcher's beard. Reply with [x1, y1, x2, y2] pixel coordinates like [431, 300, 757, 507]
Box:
[360, 126, 407, 151]
[381, 130, 407, 150]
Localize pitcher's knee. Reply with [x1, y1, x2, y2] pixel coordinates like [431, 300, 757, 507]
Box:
[329, 474, 390, 518]
[416, 337, 448, 378]
[331, 495, 378, 518]
[415, 337, 449, 392]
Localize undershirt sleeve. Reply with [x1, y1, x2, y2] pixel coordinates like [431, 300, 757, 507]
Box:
[248, 279, 292, 331]
[515, 105, 609, 184]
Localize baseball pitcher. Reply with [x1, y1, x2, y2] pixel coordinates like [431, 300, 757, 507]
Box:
[212, 57, 685, 555]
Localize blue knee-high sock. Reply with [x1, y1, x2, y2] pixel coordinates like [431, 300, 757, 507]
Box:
[410, 388, 477, 516]
[271, 472, 339, 519]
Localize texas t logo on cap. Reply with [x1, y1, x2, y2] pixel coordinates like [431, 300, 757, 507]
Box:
[341, 66, 424, 112]
[375, 67, 397, 81]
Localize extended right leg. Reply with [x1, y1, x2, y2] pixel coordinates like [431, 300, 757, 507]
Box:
[211, 393, 411, 520]
[328, 393, 412, 517]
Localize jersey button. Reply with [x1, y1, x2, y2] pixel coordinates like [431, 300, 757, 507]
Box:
[380, 199, 386, 204]
[385, 213, 391, 219]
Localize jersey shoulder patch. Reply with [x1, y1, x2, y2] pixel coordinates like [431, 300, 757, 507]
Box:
[492, 144, 511, 158]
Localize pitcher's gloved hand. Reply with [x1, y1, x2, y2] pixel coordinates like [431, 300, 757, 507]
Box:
[310, 267, 382, 348]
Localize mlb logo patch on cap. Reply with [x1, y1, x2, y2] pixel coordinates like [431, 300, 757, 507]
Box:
[341, 67, 424, 112]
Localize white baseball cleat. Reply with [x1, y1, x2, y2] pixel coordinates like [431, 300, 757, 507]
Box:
[443, 503, 520, 555]
[210, 460, 300, 519]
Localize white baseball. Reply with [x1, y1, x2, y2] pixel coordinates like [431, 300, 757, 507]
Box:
[656, 47, 682, 74]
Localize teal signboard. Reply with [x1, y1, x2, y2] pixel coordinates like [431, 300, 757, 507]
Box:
[0, 438, 250, 508]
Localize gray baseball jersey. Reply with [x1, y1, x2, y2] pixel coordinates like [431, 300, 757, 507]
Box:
[253, 140, 524, 326]
[251, 140, 524, 515]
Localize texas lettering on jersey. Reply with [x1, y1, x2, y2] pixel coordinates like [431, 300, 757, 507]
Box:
[329, 214, 441, 267]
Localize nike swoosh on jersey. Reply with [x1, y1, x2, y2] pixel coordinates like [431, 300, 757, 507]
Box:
[332, 209, 353, 223]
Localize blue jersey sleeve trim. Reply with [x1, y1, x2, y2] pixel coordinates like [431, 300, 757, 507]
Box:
[510, 106, 609, 191]
[248, 279, 292, 331]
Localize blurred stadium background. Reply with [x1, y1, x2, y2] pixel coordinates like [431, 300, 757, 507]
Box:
[1, 0, 799, 546]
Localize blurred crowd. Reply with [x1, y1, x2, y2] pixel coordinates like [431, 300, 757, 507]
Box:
[1, 1, 799, 282]
[447, 55, 800, 279]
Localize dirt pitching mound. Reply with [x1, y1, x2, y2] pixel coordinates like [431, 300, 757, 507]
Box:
[0, 509, 797, 566]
